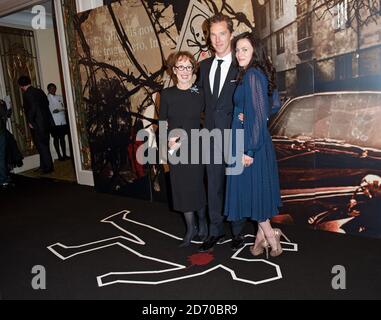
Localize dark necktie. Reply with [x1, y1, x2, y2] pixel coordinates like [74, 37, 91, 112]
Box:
[212, 59, 224, 104]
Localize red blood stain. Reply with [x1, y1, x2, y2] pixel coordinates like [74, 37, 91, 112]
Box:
[187, 253, 214, 266]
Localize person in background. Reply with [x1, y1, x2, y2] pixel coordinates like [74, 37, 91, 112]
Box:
[0, 99, 11, 189]
[47, 83, 70, 161]
[18, 76, 54, 174]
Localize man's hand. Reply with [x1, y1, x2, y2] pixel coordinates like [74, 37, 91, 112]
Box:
[28, 123, 34, 129]
[238, 113, 244, 122]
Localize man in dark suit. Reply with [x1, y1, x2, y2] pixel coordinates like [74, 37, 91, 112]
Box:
[197, 14, 246, 252]
[18, 76, 54, 174]
[0, 99, 10, 189]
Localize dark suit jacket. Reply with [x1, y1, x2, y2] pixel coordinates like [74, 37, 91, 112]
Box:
[197, 56, 238, 131]
[0, 101, 10, 135]
[23, 86, 55, 134]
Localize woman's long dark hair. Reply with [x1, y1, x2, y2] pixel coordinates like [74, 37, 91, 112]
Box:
[233, 32, 277, 95]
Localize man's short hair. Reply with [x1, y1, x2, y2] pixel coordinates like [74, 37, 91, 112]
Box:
[47, 83, 56, 90]
[208, 14, 234, 33]
[17, 76, 32, 87]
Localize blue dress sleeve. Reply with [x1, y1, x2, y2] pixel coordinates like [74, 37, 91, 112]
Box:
[243, 69, 269, 157]
[270, 89, 281, 115]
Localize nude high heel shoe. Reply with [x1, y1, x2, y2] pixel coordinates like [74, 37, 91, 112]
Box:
[250, 229, 268, 257]
[273, 228, 291, 242]
[251, 239, 271, 259]
[269, 228, 291, 257]
[250, 243, 264, 256]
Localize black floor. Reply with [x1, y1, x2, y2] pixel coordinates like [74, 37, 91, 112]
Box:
[1, 175, 381, 300]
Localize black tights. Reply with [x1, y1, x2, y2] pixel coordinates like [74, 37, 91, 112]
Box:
[180, 207, 208, 247]
[53, 135, 67, 159]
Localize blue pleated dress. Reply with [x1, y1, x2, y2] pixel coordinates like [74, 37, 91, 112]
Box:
[224, 67, 282, 222]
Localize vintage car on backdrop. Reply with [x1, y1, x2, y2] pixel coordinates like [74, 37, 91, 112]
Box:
[269, 92, 381, 238]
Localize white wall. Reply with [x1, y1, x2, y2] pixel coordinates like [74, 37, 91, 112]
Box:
[35, 28, 71, 160]
[32, 28, 69, 162]
[35, 28, 62, 95]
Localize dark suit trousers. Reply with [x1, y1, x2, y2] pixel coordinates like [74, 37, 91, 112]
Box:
[0, 133, 8, 184]
[206, 140, 246, 237]
[206, 162, 225, 237]
[31, 129, 53, 172]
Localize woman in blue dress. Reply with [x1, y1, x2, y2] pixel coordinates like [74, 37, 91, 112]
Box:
[224, 32, 289, 258]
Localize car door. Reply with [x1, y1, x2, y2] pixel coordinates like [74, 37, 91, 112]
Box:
[270, 96, 317, 191]
[269, 96, 319, 224]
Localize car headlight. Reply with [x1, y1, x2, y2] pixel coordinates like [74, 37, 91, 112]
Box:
[360, 174, 381, 199]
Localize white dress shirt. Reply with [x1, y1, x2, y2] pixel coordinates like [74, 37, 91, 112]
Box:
[209, 53, 232, 97]
[48, 94, 67, 126]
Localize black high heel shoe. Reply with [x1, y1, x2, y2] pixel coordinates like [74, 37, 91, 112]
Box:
[179, 227, 198, 247]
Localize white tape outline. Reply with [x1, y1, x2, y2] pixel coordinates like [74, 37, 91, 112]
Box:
[48, 210, 298, 287]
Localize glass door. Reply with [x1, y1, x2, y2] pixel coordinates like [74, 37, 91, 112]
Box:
[0, 25, 42, 171]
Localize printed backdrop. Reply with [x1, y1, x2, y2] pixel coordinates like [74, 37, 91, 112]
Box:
[65, 0, 381, 238]
[66, 0, 255, 201]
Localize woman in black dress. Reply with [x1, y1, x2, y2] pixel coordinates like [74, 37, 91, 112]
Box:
[159, 51, 207, 247]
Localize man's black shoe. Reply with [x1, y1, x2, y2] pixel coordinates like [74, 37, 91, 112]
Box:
[0, 182, 15, 191]
[16, 160, 23, 167]
[198, 235, 225, 252]
[231, 236, 245, 251]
